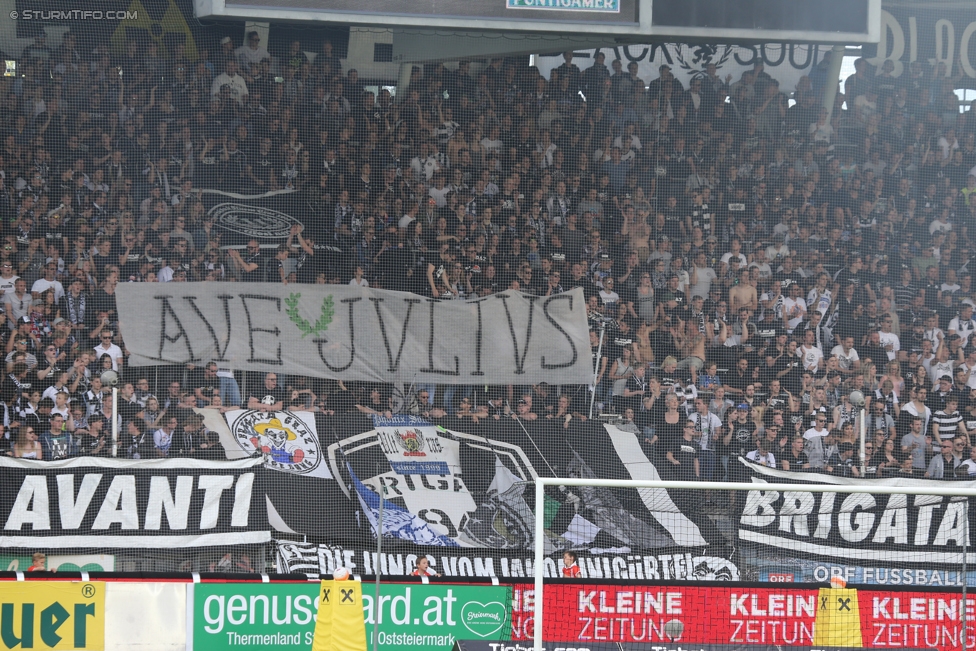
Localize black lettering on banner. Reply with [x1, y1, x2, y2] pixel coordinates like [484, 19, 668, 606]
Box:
[240, 294, 282, 365]
[789, 43, 818, 69]
[156, 296, 195, 361]
[418, 508, 458, 538]
[184, 295, 234, 361]
[313, 298, 361, 373]
[420, 299, 459, 376]
[648, 44, 674, 64]
[594, 46, 624, 63]
[734, 45, 759, 66]
[761, 43, 786, 67]
[378, 475, 402, 496]
[369, 297, 420, 373]
[471, 299, 487, 376]
[497, 294, 538, 375]
[541, 294, 579, 370]
[623, 45, 649, 62]
[419, 475, 448, 491]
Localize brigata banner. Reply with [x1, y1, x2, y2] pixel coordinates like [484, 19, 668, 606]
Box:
[1, 582, 105, 651]
[736, 461, 976, 576]
[0, 456, 268, 549]
[511, 584, 973, 651]
[189, 582, 512, 651]
[115, 284, 592, 386]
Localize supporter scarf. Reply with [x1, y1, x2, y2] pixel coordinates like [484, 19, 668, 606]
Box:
[66, 292, 86, 325]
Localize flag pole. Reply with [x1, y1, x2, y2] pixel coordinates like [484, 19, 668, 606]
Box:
[373, 463, 383, 651]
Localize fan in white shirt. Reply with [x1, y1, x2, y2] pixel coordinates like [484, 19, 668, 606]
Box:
[830, 336, 860, 373]
[781, 284, 807, 333]
[94, 332, 124, 371]
[949, 304, 976, 347]
[877, 320, 900, 361]
[798, 330, 824, 372]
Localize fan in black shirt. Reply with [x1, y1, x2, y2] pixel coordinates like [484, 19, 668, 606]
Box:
[247, 373, 287, 412]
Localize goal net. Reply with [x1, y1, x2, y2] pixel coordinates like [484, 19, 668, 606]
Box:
[529, 470, 976, 651]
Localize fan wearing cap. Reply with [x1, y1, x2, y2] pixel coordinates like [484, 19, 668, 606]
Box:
[929, 373, 954, 411]
[802, 413, 831, 469]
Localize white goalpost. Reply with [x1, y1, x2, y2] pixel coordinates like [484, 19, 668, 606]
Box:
[532, 477, 976, 651]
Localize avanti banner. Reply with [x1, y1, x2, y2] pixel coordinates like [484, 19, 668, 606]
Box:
[0, 456, 268, 549]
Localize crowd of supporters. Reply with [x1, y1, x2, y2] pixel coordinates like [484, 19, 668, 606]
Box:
[2, 27, 976, 482]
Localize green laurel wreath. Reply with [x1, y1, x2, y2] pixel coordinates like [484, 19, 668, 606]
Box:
[285, 293, 334, 338]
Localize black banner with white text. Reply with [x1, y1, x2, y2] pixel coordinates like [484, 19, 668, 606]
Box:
[0, 456, 269, 548]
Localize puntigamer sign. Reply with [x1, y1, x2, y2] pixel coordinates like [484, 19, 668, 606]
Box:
[189, 582, 512, 651]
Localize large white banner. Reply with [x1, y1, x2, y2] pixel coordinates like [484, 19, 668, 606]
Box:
[536, 43, 826, 94]
[116, 284, 592, 385]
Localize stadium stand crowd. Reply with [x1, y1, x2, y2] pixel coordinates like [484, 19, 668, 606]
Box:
[2, 28, 976, 487]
